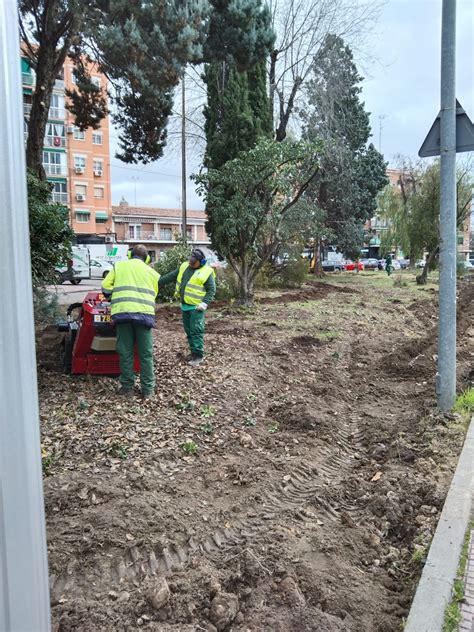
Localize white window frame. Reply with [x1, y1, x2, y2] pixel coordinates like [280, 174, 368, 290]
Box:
[129, 224, 141, 239]
[73, 126, 85, 141]
[160, 227, 173, 241]
[93, 159, 103, 172]
[92, 132, 103, 145]
[75, 210, 90, 223]
[93, 186, 105, 199]
[74, 155, 86, 170]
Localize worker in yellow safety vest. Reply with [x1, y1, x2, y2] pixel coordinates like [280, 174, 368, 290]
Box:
[102, 244, 160, 399]
[159, 249, 216, 366]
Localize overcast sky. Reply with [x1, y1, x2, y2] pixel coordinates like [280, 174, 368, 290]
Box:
[110, 0, 474, 211]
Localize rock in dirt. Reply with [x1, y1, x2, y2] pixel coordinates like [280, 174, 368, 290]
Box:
[209, 592, 239, 631]
[277, 576, 306, 607]
[239, 432, 255, 448]
[145, 577, 170, 611]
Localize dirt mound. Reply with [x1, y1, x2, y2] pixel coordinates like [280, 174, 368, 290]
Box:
[291, 335, 326, 348]
[259, 282, 354, 305]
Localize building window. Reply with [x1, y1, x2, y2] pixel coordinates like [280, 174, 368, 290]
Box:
[75, 184, 87, 196]
[49, 94, 65, 119]
[93, 160, 103, 174]
[45, 123, 65, 147]
[74, 155, 86, 172]
[92, 132, 103, 145]
[73, 126, 85, 140]
[94, 186, 104, 199]
[51, 181, 68, 204]
[42, 151, 66, 176]
[129, 224, 141, 239]
[186, 227, 193, 239]
[91, 76, 101, 88]
[160, 227, 172, 240]
[71, 70, 78, 84]
[75, 211, 90, 223]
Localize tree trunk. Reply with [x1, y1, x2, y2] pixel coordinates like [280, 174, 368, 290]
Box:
[416, 246, 438, 285]
[238, 267, 255, 306]
[311, 239, 324, 277]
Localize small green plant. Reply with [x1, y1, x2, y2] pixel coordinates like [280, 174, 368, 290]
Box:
[100, 441, 129, 460]
[199, 422, 214, 435]
[331, 351, 340, 360]
[410, 545, 427, 566]
[41, 450, 55, 475]
[454, 388, 474, 414]
[244, 416, 257, 427]
[200, 404, 216, 418]
[268, 422, 279, 434]
[176, 395, 196, 412]
[247, 393, 258, 403]
[182, 440, 199, 455]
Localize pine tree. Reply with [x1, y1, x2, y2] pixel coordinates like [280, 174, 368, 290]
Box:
[19, 0, 274, 176]
[302, 34, 388, 256]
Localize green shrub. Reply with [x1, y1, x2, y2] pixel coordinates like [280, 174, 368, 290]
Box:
[214, 266, 240, 301]
[154, 236, 192, 302]
[279, 258, 309, 288]
[33, 287, 62, 323]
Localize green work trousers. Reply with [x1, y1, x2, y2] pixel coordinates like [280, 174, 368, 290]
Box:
[182, 308, 205, 357]
[116, 322, 155, 394]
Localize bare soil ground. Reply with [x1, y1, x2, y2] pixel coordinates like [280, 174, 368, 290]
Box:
[36, 273, 474, 632]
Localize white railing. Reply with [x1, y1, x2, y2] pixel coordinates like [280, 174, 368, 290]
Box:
[43, 163, 67, 176]
[51, 192, 68, 204]
[48, 107, 65, 120]
[23, 103, 32, 116]
[54, 78, 64, 89]
[44, 135, 66, 148]
[22, 72, 34, 86]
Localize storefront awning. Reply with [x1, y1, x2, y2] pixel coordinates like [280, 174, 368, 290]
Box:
[95, 211, 108, 220]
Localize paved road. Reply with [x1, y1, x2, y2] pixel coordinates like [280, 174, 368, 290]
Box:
[46, 279, 102, 305]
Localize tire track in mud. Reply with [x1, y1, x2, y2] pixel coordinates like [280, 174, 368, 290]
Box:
[50, 418, 366, 601]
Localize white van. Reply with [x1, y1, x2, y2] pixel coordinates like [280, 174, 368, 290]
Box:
[55, 245, 90, 285]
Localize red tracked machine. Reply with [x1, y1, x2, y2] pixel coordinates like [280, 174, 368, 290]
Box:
[58, 292, 139, 375]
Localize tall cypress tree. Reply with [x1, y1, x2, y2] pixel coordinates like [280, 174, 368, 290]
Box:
[203, 60, 271, 170]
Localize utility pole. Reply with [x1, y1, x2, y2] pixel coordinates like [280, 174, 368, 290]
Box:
[0, 1, 51, 629]
[131, 175, 139, 207]
[378, 115, 386, 153]
[437, 0, 457, 410]
[181, 72, 187, 243]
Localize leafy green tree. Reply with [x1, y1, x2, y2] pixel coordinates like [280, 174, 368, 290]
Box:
[302, 34, 388, 258]
[154, 236, 192, 303]
[194, 138, 323, 305]
[380, 161, 473, 284]
[19, 0, 274, 176]
[27, 171, 74, 288]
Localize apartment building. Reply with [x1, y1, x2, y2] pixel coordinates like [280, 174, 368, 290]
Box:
[112, 199, 211, 262]
[22, 54, 112, 238]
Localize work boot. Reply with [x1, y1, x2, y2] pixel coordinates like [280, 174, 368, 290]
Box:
[188, 355, 203, 367]
[117, 386, 133, 396]
[141, 392, 154, 401]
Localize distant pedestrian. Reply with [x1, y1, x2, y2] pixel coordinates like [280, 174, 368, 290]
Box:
[159, 249, 216, 366]
[385, 253, 393, 276]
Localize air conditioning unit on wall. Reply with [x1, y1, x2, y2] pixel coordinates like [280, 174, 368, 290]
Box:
[75, 167, 84, 174]
[76, 193, 85, 202]
[105, 235, 115, 243]
[66, 125, 74, 134]
[93, 170, 103, 177]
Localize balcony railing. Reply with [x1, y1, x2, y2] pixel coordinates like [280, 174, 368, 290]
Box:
[22, 72, 34, 86]
[44, 135, 66, 148]
[54, 78, 65, 89]
[43, 163, 67, 176]
[51, 192, 68, 204]
[23, 103, 32, 116]
[126, 232, 210, 244]
[49, 107, 65, 120]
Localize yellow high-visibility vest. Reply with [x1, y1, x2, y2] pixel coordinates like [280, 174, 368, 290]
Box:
[176, 262, 213, 305]
[102, 259, 160, 316]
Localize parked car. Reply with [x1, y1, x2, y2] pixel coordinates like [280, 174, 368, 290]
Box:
[343, 259, 364, 271]
[90, 259, 113, 279]
[398, 258, 410, 269]
[392, 260, 401, 271]
[360, 258, 379, 270]
[322, 260, 343, 272]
